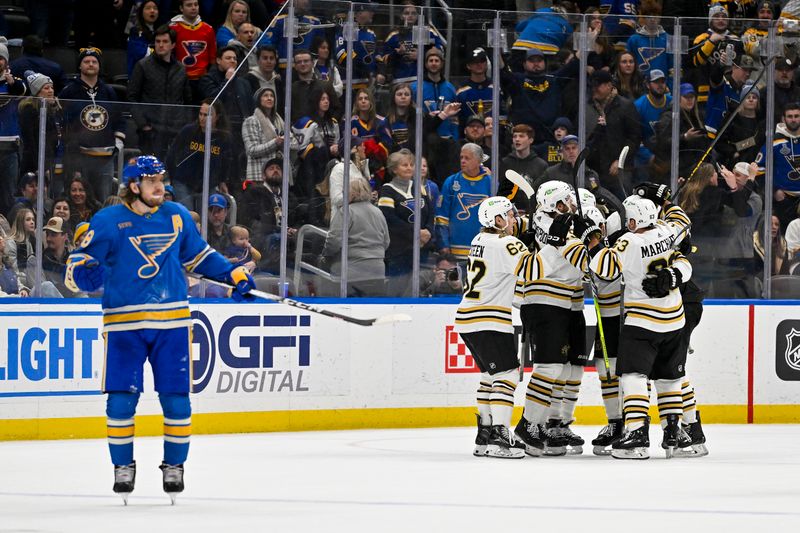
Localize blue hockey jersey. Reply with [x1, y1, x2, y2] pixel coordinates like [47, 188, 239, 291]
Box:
[704, 77, 740, 138]
[599, 0, 639, 40]
[455, 80, 494, 127]
[265, 14, 324, 69]
[335, 25, 378, 88]
[410, 77, 459, 139]
[755, 123, 800, 193]
[435, 168, 493, 258]
[66, 201, 233, 332]
[513, 8, 573, 54]
[380, 26, 444, 83]
[626, 27, 673, 83]
[634, 93, 672, 161]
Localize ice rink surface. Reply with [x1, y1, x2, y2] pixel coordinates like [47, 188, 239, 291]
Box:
[1, 424, 799, 533]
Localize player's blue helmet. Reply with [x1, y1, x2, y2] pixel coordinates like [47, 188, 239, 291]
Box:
[122, 155, 165, 186]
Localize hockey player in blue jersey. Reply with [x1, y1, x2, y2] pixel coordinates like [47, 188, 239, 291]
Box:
[64, 155, 255, 504]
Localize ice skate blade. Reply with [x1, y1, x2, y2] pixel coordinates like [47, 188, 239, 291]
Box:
[673, 444, 709, 458]
[473, 444, 488, 457]
[118, 492, 131, 505]
[543, 446, 567, 457]
[665, 446, 675, 459]
[592, 446, 612, 456]
[167, 492, 178, 505]
[611, 447, 650, 460]
[486, 444, 525, 459]
[566, 445, 583, 455]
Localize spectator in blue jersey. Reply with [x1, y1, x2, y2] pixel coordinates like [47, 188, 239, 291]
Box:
[0, 38, 26, 221]
[64, 155, 255, 503]
[377, 0, 444, 86]
[128, 25, 192, 163]
[126, 1, 159, 77]
[59, 48, 126, 204]
[715, 83, 764, 170]
[378, 148, 435, 297]
[600, 0, 640, 49]
[512, 6, 574, 57]
[455, 48, 494, 132]
[633, 69, 672, 184]
[500, 47, 582, 145]
[263, 0, 323, 71]
[704, 52, 755, 139]
[435, 143, 493, 260]
[10, 35, 68, 94]
[351, 88, 382, 142]
[626, 0, 672, 85]
[411, 47, 459, 140]
[755, 103, 800, 230]
[585, 70, 641, 200]
[216, 0, 251, 48]
[335, 2, 378, 91]
[310, 37, 343, 99]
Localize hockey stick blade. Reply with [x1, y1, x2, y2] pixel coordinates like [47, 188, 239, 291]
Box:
[190, 274, 412, 326]
[618, 145, 629, 170]
[505, 169, 535, 199]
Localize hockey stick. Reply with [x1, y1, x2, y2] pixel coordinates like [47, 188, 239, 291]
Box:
[505, 169, 535, 201]
[190, 274, 412, 326]
[569, 147, 612, 377]
[684, 54, 778, 185]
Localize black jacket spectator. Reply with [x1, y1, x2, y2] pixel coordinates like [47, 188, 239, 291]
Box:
[165, 122, 233, 193]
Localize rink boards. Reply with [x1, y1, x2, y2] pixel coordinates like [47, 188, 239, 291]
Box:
[0, 298, 798, 440]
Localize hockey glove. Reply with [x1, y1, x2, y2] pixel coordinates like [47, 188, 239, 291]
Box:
[571, 216, 601, 245]
[642, 267, 682, 298]
[606, 228, 627, 248]
[545, 214, 573, 247]
[66, 256, 105, 293]
[634, 182, 672, 207]
[227, 266, 256, 303]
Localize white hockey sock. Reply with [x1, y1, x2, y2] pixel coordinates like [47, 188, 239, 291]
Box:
[655, 378, 683, 427]
[546, 369, 567, 422]
[490, 369, 519, 428]
[596, 357, 620, 420]
[477, 373, 492, 426]
[681, 379, 697, 423]
[560, 363, 584, 423]
[620, 373, 649, 431]
[524, 363, 563, 424]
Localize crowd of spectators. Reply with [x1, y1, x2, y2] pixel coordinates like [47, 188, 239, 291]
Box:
[1, 0, 800, 298]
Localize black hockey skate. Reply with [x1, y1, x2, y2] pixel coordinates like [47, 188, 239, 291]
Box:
[675, 410, 709, 458]
[159, 462, 185, 504]
[113, 461, 136, 505]
[514, 417, 544, 457]
[542, 420, 568, 456]
[558, 421, 584, 455]
[611, 418, 650, 460]
[661, 414, 692, 459]
[592, 419, 623, 456]
[474, 414, 492, 457]
[486, 425, 525, 459]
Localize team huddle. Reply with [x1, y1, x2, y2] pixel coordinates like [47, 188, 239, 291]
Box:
[455, 181, 708, 460]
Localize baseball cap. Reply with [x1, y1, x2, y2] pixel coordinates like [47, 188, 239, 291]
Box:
[466, 115, 485, 127]
[648, 69, 666, 81]
[467, 48, 487, 63]
[734, 55, 756, 70]
[44, 216, 65, 233]
[209, 193, 228, 209]
[561, 134, 579, 145]
[776, 57, 795, 70]
[679, 83, 696, 96]
[591, 70, 613, 86]
[262, 155, 284, 171]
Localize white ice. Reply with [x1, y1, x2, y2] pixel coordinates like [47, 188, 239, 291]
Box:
[1, 425, 799, 532]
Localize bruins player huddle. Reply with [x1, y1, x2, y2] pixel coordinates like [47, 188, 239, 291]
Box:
[455, 182, 708, 460]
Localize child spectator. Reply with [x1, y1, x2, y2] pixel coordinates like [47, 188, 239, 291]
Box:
[223, 225, 262, 273]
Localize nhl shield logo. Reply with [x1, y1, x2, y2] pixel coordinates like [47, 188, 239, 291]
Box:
[775, 320, 800, 381]
[784, 328, 800, 371]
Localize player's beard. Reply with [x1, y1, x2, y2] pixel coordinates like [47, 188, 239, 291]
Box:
[140, 193, 164, 209]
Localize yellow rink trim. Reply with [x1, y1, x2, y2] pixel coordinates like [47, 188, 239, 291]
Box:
[1, 405, 799, 441]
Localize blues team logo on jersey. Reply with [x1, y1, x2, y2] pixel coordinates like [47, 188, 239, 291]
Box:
[180, 40, 207, 67]
[456, 193, 488, 221]
[129, 214, 182, 279]
[80, 104, 109, 131]
[636, 46, 665, 72]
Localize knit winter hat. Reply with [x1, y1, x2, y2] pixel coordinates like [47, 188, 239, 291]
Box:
[740, 83, 760, 102]
[0, 37, 9, 62]
[25, 70, 53, 96]
[78, 46, 102, 67]
[708, 4, 728, 23]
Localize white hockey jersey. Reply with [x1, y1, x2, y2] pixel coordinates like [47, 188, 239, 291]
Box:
[517, 210, 586, 311]
[455, 232, 536, 334]
[590, 220, 692, 333]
